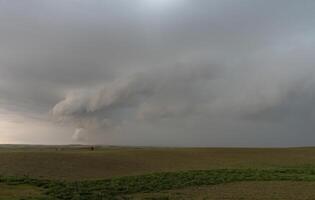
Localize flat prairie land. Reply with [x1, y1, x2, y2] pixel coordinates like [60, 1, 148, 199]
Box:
[1, 146, 315, 180]
[2, 146, 315, 199]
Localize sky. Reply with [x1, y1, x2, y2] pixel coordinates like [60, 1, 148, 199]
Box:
[1, 0, 315, 146]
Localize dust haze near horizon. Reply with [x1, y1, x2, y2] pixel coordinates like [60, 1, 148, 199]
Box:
[1, 0, 315, 147]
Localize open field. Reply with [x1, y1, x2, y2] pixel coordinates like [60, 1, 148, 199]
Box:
[2, 146, 315, 180]
[2, 146, 315, 199]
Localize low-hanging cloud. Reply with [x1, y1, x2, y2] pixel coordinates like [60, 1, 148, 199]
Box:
[51, 58, 315, 142]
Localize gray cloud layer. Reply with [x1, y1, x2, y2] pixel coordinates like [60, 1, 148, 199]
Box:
[1, 0, 315, 146]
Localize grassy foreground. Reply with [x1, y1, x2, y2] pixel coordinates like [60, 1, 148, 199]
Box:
[129, 181, 315, 200]
[0, 183, 42, 200]
[2, 167, 315, 199]
[2, 147, 315, 199]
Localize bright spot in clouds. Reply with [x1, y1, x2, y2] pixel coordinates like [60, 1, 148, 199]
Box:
[143, 0, 180, 9]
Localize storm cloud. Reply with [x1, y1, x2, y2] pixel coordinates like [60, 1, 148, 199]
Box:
[1, 0, 315, 146]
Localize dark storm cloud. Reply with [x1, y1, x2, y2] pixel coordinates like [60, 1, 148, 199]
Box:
[1, 0, 315, 146]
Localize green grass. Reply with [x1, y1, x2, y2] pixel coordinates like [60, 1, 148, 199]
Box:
[2, 147, 315, 199]
[0, 183, 43, 200]
[128, 181, 315, 200]
[3, 167, 315, 199]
